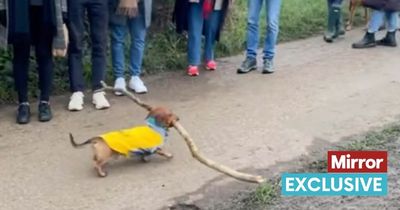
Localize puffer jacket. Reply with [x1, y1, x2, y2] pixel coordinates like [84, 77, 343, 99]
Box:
[0, 0, 67, 49]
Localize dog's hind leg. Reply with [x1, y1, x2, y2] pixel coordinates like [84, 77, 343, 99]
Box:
[92, 142, 113, 177]
[346, 4, 356, 31]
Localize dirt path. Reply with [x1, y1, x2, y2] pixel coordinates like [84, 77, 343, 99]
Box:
[1, 30, 400, 210]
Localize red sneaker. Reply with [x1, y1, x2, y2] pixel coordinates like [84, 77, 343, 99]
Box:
[187, 65, 199, 76]
[205, 60, 217, 71]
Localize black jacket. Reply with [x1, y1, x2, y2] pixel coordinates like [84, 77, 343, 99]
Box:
[363, 0, 400, 11]
[8, 0, 57, 44]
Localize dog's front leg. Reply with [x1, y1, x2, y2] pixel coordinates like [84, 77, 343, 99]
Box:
[156, 148, 173, 159]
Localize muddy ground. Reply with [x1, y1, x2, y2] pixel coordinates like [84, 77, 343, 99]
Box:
[172, 124, 400, 210]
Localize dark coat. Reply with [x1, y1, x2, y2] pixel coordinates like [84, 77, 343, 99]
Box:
[363, 0, 400, 11]
[0, 0, 67, 49]
[172, 0, 230, 41]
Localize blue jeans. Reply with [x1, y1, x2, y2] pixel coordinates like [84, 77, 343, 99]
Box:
[188, 1, 222, 66]
[111, 10, 147, 78]
[246, 0, 281, 61]
[368, 10, 399, 33]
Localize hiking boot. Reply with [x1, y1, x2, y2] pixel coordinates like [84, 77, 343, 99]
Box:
[352, 32, 376, 49]
[262, 59, 275, 74]
[377, 31, 397, 47]
[335, 6, 345, 37]
[17, 103, 30, 124]
[324, 5, 340, 43]
[38, 101, 52, 122]
[237, 57, 257, 74]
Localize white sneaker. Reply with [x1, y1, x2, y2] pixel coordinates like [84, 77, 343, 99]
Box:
[92, 91, 110, 110]
[68, 91, 84, 111]
[129, 76, 148, 94]
[114, 77, 127, 96]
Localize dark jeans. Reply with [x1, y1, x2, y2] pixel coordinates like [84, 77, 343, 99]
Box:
[67, 0, 108, 92]
[12, 6, 53, 103]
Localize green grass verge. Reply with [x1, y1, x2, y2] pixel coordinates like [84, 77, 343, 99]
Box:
[239, 124, 400, 209]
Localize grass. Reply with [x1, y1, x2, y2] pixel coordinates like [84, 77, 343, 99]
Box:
[237, 123, 400, 209]
[0, 0, 366, 102]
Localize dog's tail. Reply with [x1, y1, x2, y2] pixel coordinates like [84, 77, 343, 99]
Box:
[69, 133, 94, 148]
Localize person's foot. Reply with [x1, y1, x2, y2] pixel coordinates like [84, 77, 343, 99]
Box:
[262, 59, 275, 74]
[92, 91, 110, 110]
[38, 101, 52, 122]
[187, 65, 199, 76]
[114, 77, 127, 96]
[129, 76, 148, 94]
[17, 102, 30, 124]
[352, 32, 376, 49]
[377, 31, 397, 47]
[68, 91, 84, 111]
[205, 60, 217, 71]
[237, 57, 257, 74]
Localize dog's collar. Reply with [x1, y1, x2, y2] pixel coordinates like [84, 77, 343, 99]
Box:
[146, 117, 167, 137]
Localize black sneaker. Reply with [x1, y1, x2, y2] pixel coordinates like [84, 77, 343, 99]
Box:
[17, 103, 30, 124]
[262, 59, 275, 74]
[38, 101, 52, 122]
[237, 57, 257, 74]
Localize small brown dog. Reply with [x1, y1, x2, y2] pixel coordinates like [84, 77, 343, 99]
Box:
[70, 107, 179, 177]
[346, 0, 369, 31]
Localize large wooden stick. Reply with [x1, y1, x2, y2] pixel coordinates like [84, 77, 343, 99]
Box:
[101, 81, 266, 184]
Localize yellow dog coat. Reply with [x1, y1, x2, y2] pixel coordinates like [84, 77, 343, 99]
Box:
[100, 118, 167, 157]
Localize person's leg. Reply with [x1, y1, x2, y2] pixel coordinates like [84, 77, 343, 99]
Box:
[263, 0, 281, 61]
[237, 0, 263, 74]
[187, 1, 204, 76]
[12, 42, 30, 104]
[127, 4, 148, 93]
[246, 0, 263, 59]
[352, 9, 384, 49]
[128, 6, 147, 77]
[368, 9, 385, 33]
[203, 10, 221, 70]
[261, 0, 281, 74]
[386, 11, 398, 32]
[111, 24, 127, 79]
[32, 6, 54, 121]
[377, 11, 398, 47]
[87, 0, 108, 92]
[87, 0, 110, 109]
[67, 0, 86, 93]
[110, 24, 128, 95]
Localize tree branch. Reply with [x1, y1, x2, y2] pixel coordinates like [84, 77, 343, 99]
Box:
[101, 81, 266, 184]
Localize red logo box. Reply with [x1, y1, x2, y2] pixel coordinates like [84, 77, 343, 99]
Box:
[327, 151, 387, 173]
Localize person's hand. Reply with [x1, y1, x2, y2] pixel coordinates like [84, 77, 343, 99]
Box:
[53, 24, 69, 57]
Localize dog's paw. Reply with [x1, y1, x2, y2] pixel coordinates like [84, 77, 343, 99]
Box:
[141, 155, 151, 163]
[164, 153, 173, 159]
[97, 170, 108, 178]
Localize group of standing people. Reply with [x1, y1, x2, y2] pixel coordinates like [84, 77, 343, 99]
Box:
[324, 0, 400, 48]
[0, 0, 282, 125]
